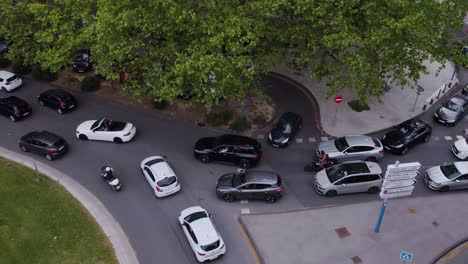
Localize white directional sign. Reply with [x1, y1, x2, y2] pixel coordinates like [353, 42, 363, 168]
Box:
[380, 162, 421, 199]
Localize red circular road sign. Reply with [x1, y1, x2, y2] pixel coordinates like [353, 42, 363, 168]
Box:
[334, 95, 343, 104]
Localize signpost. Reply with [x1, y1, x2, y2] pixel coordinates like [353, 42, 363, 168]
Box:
[334, 95, 343, 104]
[400, 251, 414, 263]
[374, 161, 421, 233]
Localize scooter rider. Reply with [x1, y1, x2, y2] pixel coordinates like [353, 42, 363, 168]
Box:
[101, 165, 114, 180]
[318, 151, 330, 169]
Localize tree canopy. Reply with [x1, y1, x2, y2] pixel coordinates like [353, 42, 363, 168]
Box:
[1, 0, 467, 106]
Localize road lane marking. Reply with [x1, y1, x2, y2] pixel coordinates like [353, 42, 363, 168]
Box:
[296, 138, 303, 143]
[456, 135, 464, 140]
[309, 137, 316, 143]
[444, 136, 453, 141]
[240, 200, 248, 204]
[241, 208, 250, 214]
[239, 224, 261, 264]
[321, 137, 328, 141]
[432, 136, 440, 141]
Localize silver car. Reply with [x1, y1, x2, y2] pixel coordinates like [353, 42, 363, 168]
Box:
[424, 162, 468, 191]
[314, 161, 383, 197]
[317, 135, 384, 162]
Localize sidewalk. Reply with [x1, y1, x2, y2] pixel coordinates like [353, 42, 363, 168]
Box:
[274, 60, 463, 137]
[240, 193, 468, 264]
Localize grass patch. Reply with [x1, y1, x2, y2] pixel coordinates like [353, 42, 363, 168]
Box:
[348, 100, 370, 112]
[0, 157, 117, 264]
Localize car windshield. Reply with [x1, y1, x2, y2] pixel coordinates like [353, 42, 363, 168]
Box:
[201, 240, 220, 252]
[397, 125, 414, 136]
[157, 176, 177, 187]
[91, 119, 102, 130]
[334, 137, 349, 152]
[6, 75, 18, 82]
[443, 101, 461, 112]
[232, 173, 246, 187]
[326, 163, 370, 183]
[184, 211, 208, 223]
[440, 164, 461, 180]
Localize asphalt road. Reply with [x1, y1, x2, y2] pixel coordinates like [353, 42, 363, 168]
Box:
[1, 75, 466, 264]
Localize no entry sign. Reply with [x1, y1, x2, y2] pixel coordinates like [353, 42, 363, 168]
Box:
[334, 95, 343, 104]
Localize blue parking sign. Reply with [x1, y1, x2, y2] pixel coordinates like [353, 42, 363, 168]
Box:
[400, 251, 414, 263]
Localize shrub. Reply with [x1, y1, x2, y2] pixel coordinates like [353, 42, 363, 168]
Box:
[80, 76, 100, 92]
[253, 114, 267, 125]
[152, 99, 169, 109]
[207, 109, 234, 126]
[229, 115, 250, 132]
[0, 55, 11, 68]
[12, 61, 31, 75]
[31, 65, 58, 81]
[348, 100, 370, 112]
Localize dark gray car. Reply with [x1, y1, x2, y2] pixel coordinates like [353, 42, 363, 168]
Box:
[433, 95, 468, 126]
[216, 170, 282, 203]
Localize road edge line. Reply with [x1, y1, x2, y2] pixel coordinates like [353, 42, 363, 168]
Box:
[239, 216, 263, 264]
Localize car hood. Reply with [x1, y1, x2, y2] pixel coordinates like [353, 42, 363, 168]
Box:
[426, 166, 449, 184]
[315, 169, 332, 188]
[382, 130, 405, 146]
[436, 107, 458, 121]
[76, 120, 95, 132]
[317, 140, 339, 154]
[195, 137, 216, 150]
[454, 139, 468, 152]
[217, 174, 234, 188]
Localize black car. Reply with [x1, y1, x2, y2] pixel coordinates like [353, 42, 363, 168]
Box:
[194, 134, 262, 168]
[0, 37, 8, 54]
[462, 82, 468, 96]
[268, 112, 302, 147]
[434, 95, 468, 126]
[381, 119, 432, 154]
[216, 170, 282, 203]
[0, 96, 31, 122]
[19, 131, 68, 160]
[72, 49, 92, 73]
[37, 89, 77, 114]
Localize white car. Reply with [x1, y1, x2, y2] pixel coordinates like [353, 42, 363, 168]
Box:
[452, 138, 468, 160]
[178, 206, 226, 262]
[0, 70, 22, 92]
[140, 156, 180, 197]
[76, 118, 136, 143]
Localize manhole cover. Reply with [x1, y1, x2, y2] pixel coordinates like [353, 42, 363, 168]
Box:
[335, 227, 351, 238]
[432, 221, 439, 227]
[351, 256, 363, 264]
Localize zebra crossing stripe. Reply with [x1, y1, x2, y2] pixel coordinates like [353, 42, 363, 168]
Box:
[309, 137, 316, 143]
[320, 137, 329, 141]
[241, 208, 250, 215]
[432, 136, 440, 141]
[456, 135, 464, 140]
[296, 138, 303, 143]
[444, 136, 453, 141]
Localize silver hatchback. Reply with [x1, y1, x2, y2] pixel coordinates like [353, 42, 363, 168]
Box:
[314, 161, 383, 197]
[317, 135, 384, 162]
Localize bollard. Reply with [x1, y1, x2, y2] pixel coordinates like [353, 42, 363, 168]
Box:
[430, 98, 434, 104]
[423, 104, 427, 111]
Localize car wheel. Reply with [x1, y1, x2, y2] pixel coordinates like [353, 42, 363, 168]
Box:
[57, 108, 63, 114]
[78, 134, 88, 140]
[19, 144, 28, 152]
[439, 186, 450, 192]
[38, 100, 44, 106]
[365, 157, 377, 162]
[240, 159, 250, 169]
[400, 147, 409, 155]
[223, 194, 235, 202]
[423, 134, 431, 142]
[199, 155, 210, 164]
[368, 186, 379, 194]
[265, 195, 277, 203]
[325, 190, 337, 197]
[9, 115, 16, 122]
[113, 138, 123, 144]
[45, 154, 53, 161]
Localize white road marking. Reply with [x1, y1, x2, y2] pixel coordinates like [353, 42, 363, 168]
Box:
[432, 136, 440, 141]
[296, 138, 303, 143]
[240, 200, 248, 204]
[257, 134, 264, 139]
[456, 135, 464, 140]
[241, 208, 251, 215]
[308, 137, 316, 143]
[444, 136, 453, 141]
[321, 137, 328, 141]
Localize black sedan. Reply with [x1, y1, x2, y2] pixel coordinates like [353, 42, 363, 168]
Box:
[37, 89, 77, 114]
[268, 112, 302, 148]
[434, 95, 468, 126]
[381, 119, 432, 154]
[19, 131, 68, 160]
[0, 96, 31, 122]
[72, 49, 92, 73]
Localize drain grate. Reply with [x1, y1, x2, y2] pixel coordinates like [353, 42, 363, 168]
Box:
[432, 221, 439, 227]
[335, 227, 351, 238]
[351, 256, 363, 264]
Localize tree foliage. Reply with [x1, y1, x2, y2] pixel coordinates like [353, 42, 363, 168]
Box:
[1, 0, 467, 106]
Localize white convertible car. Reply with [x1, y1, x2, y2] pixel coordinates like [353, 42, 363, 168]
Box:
[76, 118, 136, 143]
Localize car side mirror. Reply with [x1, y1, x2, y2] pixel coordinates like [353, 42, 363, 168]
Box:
[456, 180, 460, 183]
[209, 214, 213, 218]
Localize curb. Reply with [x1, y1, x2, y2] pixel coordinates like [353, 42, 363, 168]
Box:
[431, 237, 468, 264]
[238, 215, 265, 264]
[0, 146, 139, 264]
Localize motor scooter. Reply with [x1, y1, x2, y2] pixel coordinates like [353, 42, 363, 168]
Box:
[100, 166, 122, 191]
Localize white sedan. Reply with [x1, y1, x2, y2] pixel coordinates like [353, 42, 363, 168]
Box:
[179, 206, 226, 262]
[140, 156, 180, 198]
[452, 137, 468, 160]
[76, 118, 136, 143]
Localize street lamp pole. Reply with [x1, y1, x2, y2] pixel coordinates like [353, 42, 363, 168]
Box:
[411, 85, 424, 112]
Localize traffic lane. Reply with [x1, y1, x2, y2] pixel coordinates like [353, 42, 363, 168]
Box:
[262, 75, 322, 138]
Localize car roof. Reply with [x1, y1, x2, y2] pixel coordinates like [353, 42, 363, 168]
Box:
[216, 134, 258, 148]
[146, 157, 175, 180]
[344, 135, 376, 147]
[190, 217, 219, 246]
[31, 131, 62, 144]
[339, 161, 382, 175]
[403, 118, 428, 129]
[245, 170, 279, 184]
[454, 162, 468, 173]
[0, 70, 15, 79]
[450, 95, 467, 105]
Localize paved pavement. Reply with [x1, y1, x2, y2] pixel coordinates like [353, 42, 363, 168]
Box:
[240, 193, 468, 264]
[0, 146, 138, 264]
